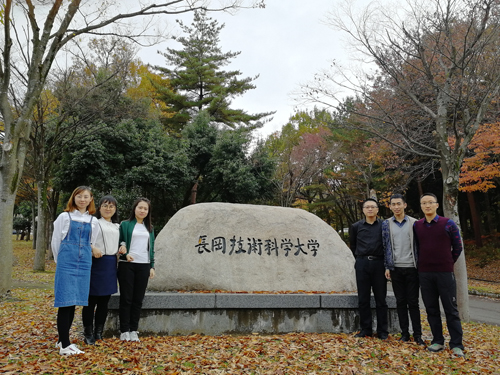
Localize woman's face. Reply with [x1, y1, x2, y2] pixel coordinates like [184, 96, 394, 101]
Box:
[99, 201, 116, 221]
[135, 201, 149, 221]
[75, 190, 93, 212]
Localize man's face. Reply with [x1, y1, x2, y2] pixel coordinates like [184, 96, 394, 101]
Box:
[390, 198, 406, 216]
[420, 195, 439, 216]
[363, 201, 379, 219]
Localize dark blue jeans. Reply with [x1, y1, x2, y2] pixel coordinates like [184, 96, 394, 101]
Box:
[390, 267, 422, 337]
[419, 272, 463, 349]
[355, 258, 388, 335]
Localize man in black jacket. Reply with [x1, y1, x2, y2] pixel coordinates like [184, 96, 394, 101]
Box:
[350, 198, 388, 339]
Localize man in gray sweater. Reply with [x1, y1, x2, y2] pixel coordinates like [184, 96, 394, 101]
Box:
[382, 194, 424, 345]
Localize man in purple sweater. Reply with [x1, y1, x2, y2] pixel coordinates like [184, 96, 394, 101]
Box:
[414, 193, 465, 357]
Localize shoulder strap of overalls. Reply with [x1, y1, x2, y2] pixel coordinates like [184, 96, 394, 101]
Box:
[97, 220, 108, 254]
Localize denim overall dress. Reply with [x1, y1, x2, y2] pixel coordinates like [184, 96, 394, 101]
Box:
[54, 213, 93, 307]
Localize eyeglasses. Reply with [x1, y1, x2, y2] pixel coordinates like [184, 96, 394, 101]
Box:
[363, 206, 378, 209]
[420, 202, 437, 206]
[101, 204, 116, 209]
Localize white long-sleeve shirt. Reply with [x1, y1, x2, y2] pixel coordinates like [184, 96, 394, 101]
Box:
[94, 218, 120, 255]
[51, 210, 101, 263]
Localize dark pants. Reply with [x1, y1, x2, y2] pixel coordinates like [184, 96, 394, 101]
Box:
[419, 272, 463, 349]
[390, 267, 422, 337]
[118, 262, 150, 333]
[355, 258, 388, 335]
[57, 305, 76, 348]
[82, 295, 111, 328]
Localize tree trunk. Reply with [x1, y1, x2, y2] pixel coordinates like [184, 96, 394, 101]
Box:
[442, 171, 470, 322]
[484, 192, 495, 234]
[32, 202, 37, 250]
[467, 192, 482, 248]
[0, 195, 15, 295]
[0, 139, 28, 294]
[33, 182, 48, 271]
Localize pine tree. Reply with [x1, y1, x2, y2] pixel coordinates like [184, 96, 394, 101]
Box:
[154, 10, 273, 133]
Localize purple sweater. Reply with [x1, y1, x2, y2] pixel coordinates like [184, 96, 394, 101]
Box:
[414, 215, 463, 272]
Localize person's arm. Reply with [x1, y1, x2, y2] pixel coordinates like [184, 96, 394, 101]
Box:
[381, 220, 392, 267]
[90, 218, 102, 257]
[149, 229, 155, 269]
[118, 222, 128, 260]
[413, 222, 419, 265]
[349, 222, 358, 258]
[51, 213, 69, 263]
[445, 219, 463, 262]
[381, 220, 392, 279]
[90, 217, 101, 248]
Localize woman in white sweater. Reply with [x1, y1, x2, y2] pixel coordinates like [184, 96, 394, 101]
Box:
[82, 195, 124, 345]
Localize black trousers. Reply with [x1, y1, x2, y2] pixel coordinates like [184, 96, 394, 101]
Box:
[419, 272, 464, 349]
[57, 305, 76, 348]
[82, 295, 111, 328]
[117, 262, 150, 333]
[390, 267, 422, 337]
[355, 258, 388, 335]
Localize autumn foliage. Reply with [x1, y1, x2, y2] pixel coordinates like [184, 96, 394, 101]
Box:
[460, 122, 500, 193]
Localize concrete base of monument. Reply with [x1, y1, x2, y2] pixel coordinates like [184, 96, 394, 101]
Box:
[104, 292, 399, 336]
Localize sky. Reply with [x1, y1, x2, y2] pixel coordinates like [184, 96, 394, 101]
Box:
[137, 0, 373, 140]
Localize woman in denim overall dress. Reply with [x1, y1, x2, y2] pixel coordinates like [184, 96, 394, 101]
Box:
[51, 186, 100, 355]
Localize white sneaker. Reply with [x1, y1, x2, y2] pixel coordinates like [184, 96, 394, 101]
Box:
[59, 344, 84, 355]
[129, 331, 140, 342]
[55, 341, 62, 349]
[120, 332, 130, 341]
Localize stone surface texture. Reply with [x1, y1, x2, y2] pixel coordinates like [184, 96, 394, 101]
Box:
[105, 293, 399, 336]
[149, 203, 356, 292]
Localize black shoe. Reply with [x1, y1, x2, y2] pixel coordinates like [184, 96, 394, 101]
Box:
[378, 333, 389, 340]
[354, 331, 372, 338]
[414, 337, 426, 346]
[83, 325, 95, 345]
[94, 325, 104, 341]
[399, 333, 410, 342]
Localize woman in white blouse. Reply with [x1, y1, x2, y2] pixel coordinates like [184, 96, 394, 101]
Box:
[51, 186, 100, 356]
[82, 195, 124, 345]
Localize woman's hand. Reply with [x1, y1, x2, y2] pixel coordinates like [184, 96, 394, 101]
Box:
[92, 246, 103, 258]
[118, 245, 127, 254]
[150, 268, 155, 279]
[126, 254, 134, 262]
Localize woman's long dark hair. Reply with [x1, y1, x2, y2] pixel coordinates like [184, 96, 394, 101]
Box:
[95, 195, 119, 223]
[128, 197, 152, 232]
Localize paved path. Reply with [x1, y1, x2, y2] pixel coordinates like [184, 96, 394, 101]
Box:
[468, 294, 500, 326]
[388, 283, 500, 326]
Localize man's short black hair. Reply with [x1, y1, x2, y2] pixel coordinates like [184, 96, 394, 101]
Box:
[420, 192, 438, 202]
[362, 198, 379, 207]
[390, 193, 406, 203]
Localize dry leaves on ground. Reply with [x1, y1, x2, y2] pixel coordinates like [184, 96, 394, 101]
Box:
[1, 288, 500, 375]
[467, 258, 500, 283]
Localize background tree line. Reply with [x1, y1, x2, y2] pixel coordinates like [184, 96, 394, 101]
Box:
[4, 1, 500, 324]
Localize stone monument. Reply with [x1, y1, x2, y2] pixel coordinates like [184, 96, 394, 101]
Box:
[149, 203, 356, 292]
